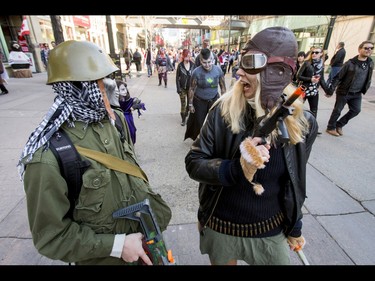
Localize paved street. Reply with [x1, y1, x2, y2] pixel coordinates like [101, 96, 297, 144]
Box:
[1, 65, 375, 267]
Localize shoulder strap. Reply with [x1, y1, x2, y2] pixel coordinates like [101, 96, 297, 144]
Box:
[75, 145, 148, 182]
[49, 129, 91, 218]
[113, 110, 126, 143]
[49, 115, 128, 218]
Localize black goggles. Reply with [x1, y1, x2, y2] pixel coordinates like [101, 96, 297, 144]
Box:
[239, 53, 296, 74]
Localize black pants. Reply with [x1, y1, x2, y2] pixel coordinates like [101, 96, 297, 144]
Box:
[327, 92, 362, 130]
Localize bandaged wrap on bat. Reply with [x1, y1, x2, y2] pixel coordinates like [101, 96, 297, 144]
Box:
[239, 137, 266, 195]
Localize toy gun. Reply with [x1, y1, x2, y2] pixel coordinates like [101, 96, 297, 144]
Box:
[253, 85, 305, 144]
[112, 199, 176, 265]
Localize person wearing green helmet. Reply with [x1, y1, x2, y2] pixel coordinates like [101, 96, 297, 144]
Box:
[17, 40, 171, 265]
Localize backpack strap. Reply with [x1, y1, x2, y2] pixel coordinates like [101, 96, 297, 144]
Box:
[48, 113, 126, 218]
[113, 111, 126, 143]
[49, 129, 91, 218]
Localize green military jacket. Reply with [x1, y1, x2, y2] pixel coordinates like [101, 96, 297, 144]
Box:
[22, 110, 171, 265]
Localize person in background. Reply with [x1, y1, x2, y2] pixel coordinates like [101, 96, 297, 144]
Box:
[0, 48, 9, 95]
[40, 43, 50, 69]
[155, 47, 173, 88]
[132, 48, 142, 73]
[292, 51, 306, 86]
[296, 46, 330, 134]
[194, 39, 219, 67]
[325, 40, 374, 137]
[191, 46, 200, 63]
[184, 48, 226, 141]
[104, 77, 120, 109]
[17, 40, 171, 265]
[176, 48, 195, 126]
[327, 42, 346, 86]
[123, 47, 133, 71]
[185, 26, 318, 265]
[117, 80, 145, 145]
[145, 47, 153, 77]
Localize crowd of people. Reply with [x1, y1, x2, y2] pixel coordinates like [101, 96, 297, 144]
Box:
[12, 26, 374, 266]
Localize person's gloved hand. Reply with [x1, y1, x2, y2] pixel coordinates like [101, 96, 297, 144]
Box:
[121, 232, 152, 265]
[239, 137, 270, 195]
[287, 235, 306, 251]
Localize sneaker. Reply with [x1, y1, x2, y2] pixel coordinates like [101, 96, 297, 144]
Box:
[336, 127, 343, 136]
[326, 129, 340, 137]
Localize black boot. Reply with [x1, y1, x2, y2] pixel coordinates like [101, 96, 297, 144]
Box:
[164, 80, 167, 88]
[180, 113, 186, 126]
[0, 84, 8, 95]
[158, 80, 161, 86]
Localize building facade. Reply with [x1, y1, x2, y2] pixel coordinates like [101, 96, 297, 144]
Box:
[1, 15, 374, 76]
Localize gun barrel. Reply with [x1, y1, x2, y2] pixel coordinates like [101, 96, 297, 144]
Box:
[252, 85, 305, 143]
[283, 85, 305, 107]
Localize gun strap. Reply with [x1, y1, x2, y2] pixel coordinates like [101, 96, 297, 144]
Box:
[75, 145, 148, 183]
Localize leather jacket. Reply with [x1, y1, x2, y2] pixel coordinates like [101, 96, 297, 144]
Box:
[330, 56, 374, 96]
[296, 61, 329, 94]
[185, 102, 318, 236]
[176, 61, 194, 92]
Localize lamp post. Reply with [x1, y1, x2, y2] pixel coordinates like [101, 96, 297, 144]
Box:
[106, 16, 121, 80]
[227, 15, 232, 52]
[323, 15, 337, 52]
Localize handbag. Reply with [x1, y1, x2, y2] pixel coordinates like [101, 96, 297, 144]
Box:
[305, 82, 319, 97]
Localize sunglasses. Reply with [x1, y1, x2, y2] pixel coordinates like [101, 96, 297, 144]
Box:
[363, 47, 374, 51]
[311, 51, 321, 55]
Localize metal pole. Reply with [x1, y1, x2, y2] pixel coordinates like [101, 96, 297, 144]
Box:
[106, 15, 115, 55]
[144, 17, 148, 50]
[227, 15, 232, 52]
[323, 15, 337, 51]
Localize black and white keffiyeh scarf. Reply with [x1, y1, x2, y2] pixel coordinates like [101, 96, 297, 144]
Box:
[312, 58, 324, 75]
[17, 81, 107, 179]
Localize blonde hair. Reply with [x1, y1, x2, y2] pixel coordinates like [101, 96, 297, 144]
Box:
[215, 77, 309, 145]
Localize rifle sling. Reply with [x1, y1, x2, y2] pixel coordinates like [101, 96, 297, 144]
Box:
[75, 145, 148, 183]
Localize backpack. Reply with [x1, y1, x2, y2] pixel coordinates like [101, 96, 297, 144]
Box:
[49, 111, 126, 218]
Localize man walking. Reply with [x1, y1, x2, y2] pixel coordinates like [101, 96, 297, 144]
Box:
[327, 42, 346, 86]
[326, 40, 374, 136]
[194, 39, 219, 67]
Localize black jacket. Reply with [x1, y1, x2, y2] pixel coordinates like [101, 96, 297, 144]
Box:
[185, 102, 318, 236]
[176, 61, 195, 92]
[296, 61, 329, 94]
[330, 56, 374, 96]
[330, 48, 346, 67]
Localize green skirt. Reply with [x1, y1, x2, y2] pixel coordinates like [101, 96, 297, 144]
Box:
[199, 226, 290, 265]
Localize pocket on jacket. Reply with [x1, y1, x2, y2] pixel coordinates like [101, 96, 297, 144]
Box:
[75, 168, 111, 213]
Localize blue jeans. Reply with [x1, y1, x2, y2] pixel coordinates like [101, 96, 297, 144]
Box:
[327, 66, 342, 85]
[147, 64, 152, 76]
[327, 93, 362, 130]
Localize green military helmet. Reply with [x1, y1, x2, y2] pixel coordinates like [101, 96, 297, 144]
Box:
[47, 40, 119, 84]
